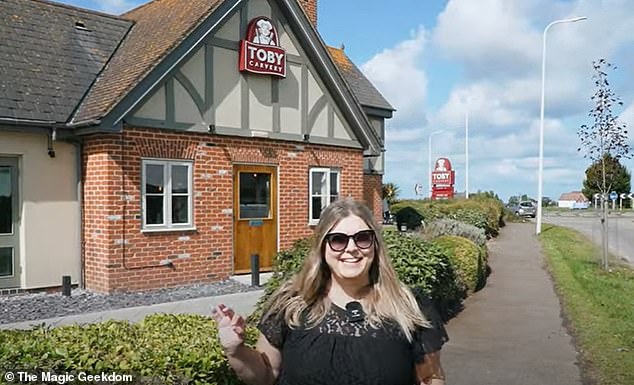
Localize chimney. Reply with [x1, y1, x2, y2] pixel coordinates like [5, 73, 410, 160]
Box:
[297, 0, 317, 27]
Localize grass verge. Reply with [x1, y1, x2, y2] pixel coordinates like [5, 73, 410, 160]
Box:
[539, 224, 634, 385]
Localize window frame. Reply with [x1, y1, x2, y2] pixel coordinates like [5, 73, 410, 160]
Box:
[141, 159, 194, 232]
[308, 167, 340, 225]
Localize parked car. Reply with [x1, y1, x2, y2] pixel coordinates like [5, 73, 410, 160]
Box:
[512, 201, 536, 218]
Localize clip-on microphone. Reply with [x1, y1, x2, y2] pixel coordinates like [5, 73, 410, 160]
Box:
[345, 301, 365, 322]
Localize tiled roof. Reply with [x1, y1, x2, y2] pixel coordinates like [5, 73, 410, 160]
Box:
[72, 0, 222, 123]
[0, 0, 131, 124]
[327, 46, 394, 112]
[558, 191, 588, 202]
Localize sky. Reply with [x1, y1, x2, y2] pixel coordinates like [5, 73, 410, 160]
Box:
[58, 0, 634, 202]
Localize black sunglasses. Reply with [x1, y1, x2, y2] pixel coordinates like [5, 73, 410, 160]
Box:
[324, 230, 375, 252]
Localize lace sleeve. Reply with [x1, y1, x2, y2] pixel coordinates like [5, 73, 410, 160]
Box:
[412, 290, 449, 363]
[257, 312, 288, 350]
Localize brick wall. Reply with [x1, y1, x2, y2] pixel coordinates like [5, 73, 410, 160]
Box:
[363, 173, 383, 223]
[82, 127, 364, 293]
[297, 0, 317, 26]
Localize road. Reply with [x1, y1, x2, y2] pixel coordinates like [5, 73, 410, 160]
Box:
[542, 211, 634, 266]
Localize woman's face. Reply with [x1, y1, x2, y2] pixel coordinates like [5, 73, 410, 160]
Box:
[323, 214, 375, 285]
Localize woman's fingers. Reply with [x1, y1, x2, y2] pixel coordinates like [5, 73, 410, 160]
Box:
[212, 304, 246, 340]
[233, 324, 246, 339]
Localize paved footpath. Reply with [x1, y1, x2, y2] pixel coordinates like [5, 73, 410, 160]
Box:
[441, 222, 583, 385]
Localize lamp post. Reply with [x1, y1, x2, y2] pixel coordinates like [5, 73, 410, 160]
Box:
[465, 108, 469, 199]
[536, 16, 587, 235]
[428, 130, 443, 199]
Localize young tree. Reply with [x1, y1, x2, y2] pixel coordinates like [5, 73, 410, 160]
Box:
[577, 59, 632, 270]
[582, 154, 631, 202]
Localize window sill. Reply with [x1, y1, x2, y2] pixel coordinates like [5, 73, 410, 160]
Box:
[141, 227, 197, 233]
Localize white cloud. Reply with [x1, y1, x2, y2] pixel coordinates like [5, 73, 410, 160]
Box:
[413, 0, 634, 201]
[361, 28, 428, 128]
[433, 0, 540, 79]
[621, 102, 634, 128]
[385, 127, 426, 144]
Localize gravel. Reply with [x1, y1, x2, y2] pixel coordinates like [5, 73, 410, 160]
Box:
[0, 279, 261, 325]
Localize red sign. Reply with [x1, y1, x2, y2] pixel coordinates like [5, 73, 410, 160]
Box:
[431, 157, 455, 200]
[432, 186, 454, 200]
[431, 170, 455, 186]
[239, 17, 286, 77]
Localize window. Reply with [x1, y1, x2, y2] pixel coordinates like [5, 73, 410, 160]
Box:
[142, 160, 193, 230]
[309, 168, 340, 224]
[239, 172, 271, 219]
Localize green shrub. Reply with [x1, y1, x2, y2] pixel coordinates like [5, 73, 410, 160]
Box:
[391, 200, 443, 224]
[394, 206, 424, 231]
[0, 314, 259, 384]
[425, 218, 487, 247]
[383, 230, 464, 320]
[449, 208, 490, 235]
[391, 198, 505, 238]
[250, 229, 465, 323]
[433, 235, 487, 294]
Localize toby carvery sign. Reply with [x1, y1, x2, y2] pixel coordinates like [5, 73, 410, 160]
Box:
[239, 17, 286, 77]
[431, 157, 455, 200]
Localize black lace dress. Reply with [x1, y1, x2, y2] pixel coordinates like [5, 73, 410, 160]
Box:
[257, 296, 448, 385]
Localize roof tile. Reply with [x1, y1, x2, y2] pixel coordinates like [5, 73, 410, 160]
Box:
[73, 0, 223, 123]
[0, 0, 131, 123]
[326, 46, 393, 111]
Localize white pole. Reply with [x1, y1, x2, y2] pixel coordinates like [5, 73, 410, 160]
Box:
[428, 135, 432, 199]
[428, 130, 443, 199]
[465, 108, 469, 199]
[536, 16, 587, 235]
[427, 134, 432, 200]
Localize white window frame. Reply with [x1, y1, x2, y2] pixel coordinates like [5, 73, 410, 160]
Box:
[141, 159, 194, 231]
[309, 167, 340, 225]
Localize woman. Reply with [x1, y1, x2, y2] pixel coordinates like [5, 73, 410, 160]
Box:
[212, 199, 448, 385]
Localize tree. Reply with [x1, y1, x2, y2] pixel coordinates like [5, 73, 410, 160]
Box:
[381, 182, 400, 205]
[577, 59, 632, 270]
[582, 154, 631, 201]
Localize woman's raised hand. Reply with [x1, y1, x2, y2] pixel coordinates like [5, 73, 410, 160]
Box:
[211, 304, 247, 356]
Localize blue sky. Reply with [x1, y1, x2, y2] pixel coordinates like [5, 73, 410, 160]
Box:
[58, 0, 634, 202]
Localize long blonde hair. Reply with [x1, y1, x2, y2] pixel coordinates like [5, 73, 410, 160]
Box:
[262, 198, 429, 341]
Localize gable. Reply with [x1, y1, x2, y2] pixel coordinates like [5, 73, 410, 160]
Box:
[125, 0, 359, 148]
[72, 0, 230, 125]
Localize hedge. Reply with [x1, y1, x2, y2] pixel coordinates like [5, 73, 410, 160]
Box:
[433, 235, 487, 294]
[0, 314, 257, 384]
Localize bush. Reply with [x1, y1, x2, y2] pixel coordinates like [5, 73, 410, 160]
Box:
[391, 198, 505, 238]
[425, 218, 487, 247]
[250, 229, 465, 323]
[394, 206, 424, 231]
[0, 314, 258, 384]
[433, 235, 487, 294]
[383, 230, 465, 320]
[449, 208, 489, 235]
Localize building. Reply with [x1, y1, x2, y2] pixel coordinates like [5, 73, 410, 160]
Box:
[0, 0, 393, 293]
[558, 191, 589, 209]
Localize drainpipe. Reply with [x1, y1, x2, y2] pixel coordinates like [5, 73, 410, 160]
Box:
[73, 139, 85, 289]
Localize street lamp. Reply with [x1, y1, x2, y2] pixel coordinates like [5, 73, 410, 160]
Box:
[536, 16, 587, 235]
[465, 108, 469, 199]
[428, 130, 444, 199]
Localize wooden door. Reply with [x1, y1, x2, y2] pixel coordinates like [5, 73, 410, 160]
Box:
[233, 164, 277, 273]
